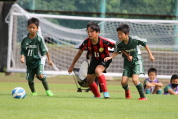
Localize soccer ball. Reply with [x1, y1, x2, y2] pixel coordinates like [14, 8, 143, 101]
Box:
[12, 87, 26, 99]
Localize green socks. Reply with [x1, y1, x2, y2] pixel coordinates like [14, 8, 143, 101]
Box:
[145, 88, 151, 94]
[28, 81, 35, 92]
[156, 89, 162, 94]
[41, 77, 49, 91]
[122, 84, 129, 91]
[136, 83, 146, 98]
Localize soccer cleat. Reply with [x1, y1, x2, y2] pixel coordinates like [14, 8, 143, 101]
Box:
[125, 90, 132, 99]
[46, 90, 54, 96]
[103, 92, 110, 99]
[138, 97, 148, 100]
[31, 92, 37, 96]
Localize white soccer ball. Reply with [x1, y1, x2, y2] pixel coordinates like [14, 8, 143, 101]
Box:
[12, 87, 26, 99]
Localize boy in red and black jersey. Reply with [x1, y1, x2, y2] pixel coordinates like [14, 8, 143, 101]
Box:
[68, 22, 115, 98]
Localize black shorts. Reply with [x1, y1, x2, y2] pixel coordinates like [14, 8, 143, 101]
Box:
[87, 59, 112, 74]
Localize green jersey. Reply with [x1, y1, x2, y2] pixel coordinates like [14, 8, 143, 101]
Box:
[21, 32, 48, 69]
[114, 36, 147, 59]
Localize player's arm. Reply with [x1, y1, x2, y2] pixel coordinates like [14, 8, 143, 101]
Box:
[46, 52, 53, 66]
[168, 88, 177, 95]
[145, 82, 156, 87]
[153, 82, 163, 87]
[20, 41, 25, 63]
[104, 52, 119, 62]
[68, 49, 83, 74]
[144, 45, 155, 62]
[121, 50, 132, 61]
[20, 55, 25, 63]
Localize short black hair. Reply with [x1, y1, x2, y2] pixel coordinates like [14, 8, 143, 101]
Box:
[148, 68, 157, 75]
[27, 17, 39, 27]
[86, 22, 100, 32]
[116, 24, 130, 34]
[170, 74, 178, 83]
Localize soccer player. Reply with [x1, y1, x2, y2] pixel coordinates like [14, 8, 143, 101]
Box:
[68, 22, 115, 98]
[20, 17, 54, 96]
[104, 24, 155, 100]
[163, 74, 178, 95]
[143, 68, 163, 94]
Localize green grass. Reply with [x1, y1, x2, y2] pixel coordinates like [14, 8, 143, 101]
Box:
[0, 73, 178, 119]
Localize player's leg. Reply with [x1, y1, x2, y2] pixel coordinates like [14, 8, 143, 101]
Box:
[122, 62, 132, 99]
[94, 77, 103, 93]
[95, 59, 112, 98]
[95, 65, 110, 98]
[87, 74, 101, 97]
[132, 74, 147, 100]
[26, 68, 37, 95]
[36, 64, 54, 96]
[121, 75, 131, 99]
[132, 63, 147, 100]
[87, 60, 101, 97]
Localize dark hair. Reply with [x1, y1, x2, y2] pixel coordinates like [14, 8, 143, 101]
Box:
[86, 22, 100, 32]
[148, 68, 157, 75]
[116, 24, 130, 34]
[27, 17, 39, 27]
[170, 74, 178, 83]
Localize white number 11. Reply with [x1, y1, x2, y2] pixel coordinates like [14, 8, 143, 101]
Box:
[27, 49, 33, 56]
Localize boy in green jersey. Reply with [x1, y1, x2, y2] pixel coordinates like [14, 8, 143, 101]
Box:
[104, 24, 155, 100]
[20, 17, 54, 96]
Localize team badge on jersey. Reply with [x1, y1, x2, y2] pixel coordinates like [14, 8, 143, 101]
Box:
[99, 48, 104, 52]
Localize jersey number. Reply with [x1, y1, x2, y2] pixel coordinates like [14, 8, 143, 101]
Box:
[94, 52, 99, 57]
[27, 49, 33, 56]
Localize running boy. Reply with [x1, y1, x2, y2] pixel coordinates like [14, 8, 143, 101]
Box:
[163, 74, 178, 95]
[104, 24, 155, 100]
[143, 68, 163, 94]
[68, 22, 115, 98]
[20, 17, 54, 96]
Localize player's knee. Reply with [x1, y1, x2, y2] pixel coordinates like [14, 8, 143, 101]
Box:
[37, 74, 46, 81]
[95, 69, 104, 76]
[37, 74, 43, 79]
[121, 81, 127, 86]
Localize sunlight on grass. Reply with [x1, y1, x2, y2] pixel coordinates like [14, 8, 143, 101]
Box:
[0, 73, 178, 119]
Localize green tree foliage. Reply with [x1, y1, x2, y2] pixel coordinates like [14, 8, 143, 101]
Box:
[17, 0, 177, 27]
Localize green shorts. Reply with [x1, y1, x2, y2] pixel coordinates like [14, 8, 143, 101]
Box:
[122, 55, 144, 77]
[26, 64, 44, 81]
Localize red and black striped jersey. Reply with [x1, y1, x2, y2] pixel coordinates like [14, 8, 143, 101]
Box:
[79, 36, 115, 59]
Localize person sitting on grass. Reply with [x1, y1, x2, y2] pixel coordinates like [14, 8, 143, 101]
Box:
[163, 74, 178, 95]
[143, 68, 163, 94]
[20, 17, 54, 96]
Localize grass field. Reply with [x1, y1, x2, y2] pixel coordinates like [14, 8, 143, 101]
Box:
[0, 73, 178, 119]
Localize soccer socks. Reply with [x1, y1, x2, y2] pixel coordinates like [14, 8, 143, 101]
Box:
[136, 83, 146, 98]
[28, 81, 35, 92]
[97, 74, 107, 92]
[88, 82, 100, 97]
[122, 84, 131, 99]
[41, 77, 49, 91]
[122, 84, 129, 91]
[145, 88, 151, 94]
[156, 89, 162, 94]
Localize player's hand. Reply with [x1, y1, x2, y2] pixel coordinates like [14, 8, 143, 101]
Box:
[104, 57, 112, 62]
[127, 55, 133, 61]
[20, 58, 25, 63]
[68, 66, 73, 74]
[48, 60, 53, 66]
[150, 55, 155, 62]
